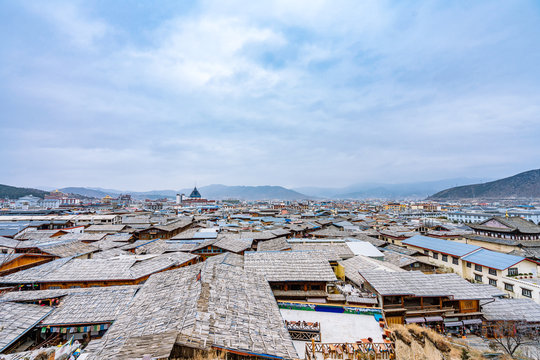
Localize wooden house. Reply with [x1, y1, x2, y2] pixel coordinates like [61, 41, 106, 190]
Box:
[244, 251, 337, 301]
[359, 270, 503, 334]
[0, 252, 198, 290]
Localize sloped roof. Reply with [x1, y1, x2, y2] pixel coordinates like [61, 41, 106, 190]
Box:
[85, 224, 126, 233]
[346, 241, 384, 258]
[244, 251, 337, 282]
[291, 243, 354, 260]
[0, 302, 53, 352]
[257, 238, 291, 252]
[0, 236, 23, 248]
[461, 248, 527, 270]
[37, 240, 99, 258]
[471, 216, 540, 234]
[84, 262, 297, 359]
[191, 236, 253, 254]
[360, 270, 496, 300]
[40, 286, 139, 326]
[402, 235, 480, 257]
[381, 251, 432, 268]
[481, 298, 540, 322]
[340, 255, 404, 287]
[0, 252, 197, 284]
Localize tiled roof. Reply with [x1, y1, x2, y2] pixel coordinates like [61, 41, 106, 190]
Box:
[244, 251, 337, 282]
[481, 298, 540, 322]
[40, 286, 139, 326]
[360, 270, 497, 300]
[0, 302, 52, 352]
[84, 262, 297, 359]
[0, 253, 197, 284]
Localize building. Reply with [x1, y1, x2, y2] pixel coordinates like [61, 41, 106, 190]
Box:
[244, 251, 337, 301]
[136, 217, 193, 240]
[0, 252, 198, 289]
[359, 270, 502, 332]
[83, 259, 298, 359]
[401, 235, 540, 303]
[469, 216, 540, 241]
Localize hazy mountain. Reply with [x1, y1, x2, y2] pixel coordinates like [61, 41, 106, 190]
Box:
[59, 187, 115, 199]
[56, 185, 310, 200]
[429, 169, 540, 200]
[182, 184, 310, 200]
[294, 178, 490, 199]
[0, 184, 48, 199]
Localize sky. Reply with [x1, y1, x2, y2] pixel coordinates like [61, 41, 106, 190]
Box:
[1, 0, 540, 191]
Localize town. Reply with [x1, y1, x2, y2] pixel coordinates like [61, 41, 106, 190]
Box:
[1, 186, 540, 359]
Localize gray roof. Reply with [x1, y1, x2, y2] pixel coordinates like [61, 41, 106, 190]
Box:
[92, 248, 131, 259]
[37, 240, 98, 258]
[257, 238, 291, 252]
[84, 262, 297, 359]
[381, 244, 419, 256]
[134, 239, 195, 254]
[360, 270, 497, 300]
[15, 230, 62, 241]
[0, 253, 197, 284]
[57, 232, 106, 242]
[0, 236, 23, 249]
[85, 224, 127, 233]
[190, 235, 253, 254]
[481, 298, 540, 322]
[0, 302, 52, 352]
[471, 216, 540, 234]
[381, 250, 433, 269]
[340, 255, 404, 287]
[244, 251, 337, 282]
[290, 243, 354, 260]
[40, 286, 139, 326]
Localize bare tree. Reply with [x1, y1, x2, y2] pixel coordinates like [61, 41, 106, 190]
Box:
[488, 320, 540, 357]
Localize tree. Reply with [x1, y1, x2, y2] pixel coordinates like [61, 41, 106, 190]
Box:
[488, 320, 539, 357]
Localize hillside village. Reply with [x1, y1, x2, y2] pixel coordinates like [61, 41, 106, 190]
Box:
[1, 188, 540, 359]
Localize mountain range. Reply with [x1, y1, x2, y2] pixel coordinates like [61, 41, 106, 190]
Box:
[2, 170, 538, 201]
[428, 169, 540, 200]
[294, 177, 491, 199]
[56, 185, 309, 201]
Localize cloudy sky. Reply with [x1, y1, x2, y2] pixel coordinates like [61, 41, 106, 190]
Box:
[1, 1, 539, 191]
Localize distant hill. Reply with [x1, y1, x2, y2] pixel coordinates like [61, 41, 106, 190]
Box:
[0, 184, 48, 199]
[295, 178, 489, 200]
[428, 169, 540, 200]
[57, 185, 310, 201]
[59, 187, 116, 199]
[193, 184, 309, 200]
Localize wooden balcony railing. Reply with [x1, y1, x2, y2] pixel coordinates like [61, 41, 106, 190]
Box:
[305, 341, 395, 360]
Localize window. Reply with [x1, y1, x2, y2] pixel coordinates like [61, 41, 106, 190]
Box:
[504, 283, 514, 292]
[508, 268, 518, 276]
[489, 278, 497, 286]
[452, 257, 459, 265]
[466, 262, 471, 268]
[290, 284, 302, 291]
[441, 254, 448, 262]
[522, 288, 532, 298]
[310, 284, 322, 291]
[432, 252, 438, 260]
[413, 262, 420, 268]
[424, 249, 429, 255]
[488, 268, 497, 276]
[475, 264, 482, 272]
[475, 274, 482, 282]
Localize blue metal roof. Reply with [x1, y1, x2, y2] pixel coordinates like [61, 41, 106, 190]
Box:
[461, 248, 526, 270]
[402, 235, 480, 257]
